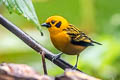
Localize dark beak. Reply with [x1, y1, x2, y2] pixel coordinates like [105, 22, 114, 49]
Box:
[41, 23, 51, 28]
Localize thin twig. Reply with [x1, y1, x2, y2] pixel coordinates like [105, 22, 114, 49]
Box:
[41, 51, 48, 75]
[0, 15, 82, 72]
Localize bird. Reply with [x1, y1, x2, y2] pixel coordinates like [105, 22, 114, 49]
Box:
[41, 16, 102, 69]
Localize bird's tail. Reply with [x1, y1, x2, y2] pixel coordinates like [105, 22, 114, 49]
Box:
[92, 40, 102, 45]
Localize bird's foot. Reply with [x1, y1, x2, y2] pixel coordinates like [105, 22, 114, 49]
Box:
[52, 53, 63, 62]
[72, 64, 77, 70]
[72, 55, 79, 70]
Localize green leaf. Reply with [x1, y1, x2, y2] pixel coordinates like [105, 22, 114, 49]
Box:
[2, 0, 43, 35]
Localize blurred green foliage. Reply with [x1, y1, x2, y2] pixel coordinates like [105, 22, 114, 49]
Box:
[0, 0, 120, 80]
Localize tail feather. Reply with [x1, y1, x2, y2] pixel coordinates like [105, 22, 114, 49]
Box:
[91, 40, 102, 45]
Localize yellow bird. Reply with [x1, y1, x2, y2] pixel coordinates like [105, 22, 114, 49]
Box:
[41, 16, 101, 69]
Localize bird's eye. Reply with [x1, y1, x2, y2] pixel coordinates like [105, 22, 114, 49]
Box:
[51, 20, 55, 24]
[55, 21, 62, 28]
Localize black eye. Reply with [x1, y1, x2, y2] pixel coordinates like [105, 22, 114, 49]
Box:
[55, 21, 62, 28]
[51, 20, 55, 24]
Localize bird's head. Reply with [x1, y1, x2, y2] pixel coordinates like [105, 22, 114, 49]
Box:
[41, 16, 69, 34]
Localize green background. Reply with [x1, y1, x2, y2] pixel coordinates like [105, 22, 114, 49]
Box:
[0, 0, 120, 80]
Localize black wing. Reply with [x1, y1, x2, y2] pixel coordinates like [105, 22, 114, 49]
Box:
[63, 24, 101, 47]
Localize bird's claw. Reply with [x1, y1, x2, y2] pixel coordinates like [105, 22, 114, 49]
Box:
[52, 53, 62, 62]
[72, 65, 77, 70]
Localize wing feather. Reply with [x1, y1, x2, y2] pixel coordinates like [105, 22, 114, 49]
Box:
[63, 24, 101, 46]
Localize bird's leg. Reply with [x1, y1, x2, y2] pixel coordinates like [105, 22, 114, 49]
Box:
[72, 54, 79, 69]
[52, 52, 63, 61]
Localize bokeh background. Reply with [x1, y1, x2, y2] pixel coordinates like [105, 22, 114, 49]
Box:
[0, 0, 120, 80]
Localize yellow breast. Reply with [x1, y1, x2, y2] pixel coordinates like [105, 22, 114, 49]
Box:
[50, 31, 86, 55]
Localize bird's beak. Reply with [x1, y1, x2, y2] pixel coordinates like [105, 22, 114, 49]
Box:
[41, 23, 51, 28]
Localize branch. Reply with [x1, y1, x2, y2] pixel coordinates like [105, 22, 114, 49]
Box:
[41, 51, 48, 75]
[0, 63, 51, 80]
[0, 63, 100, 80]
[0, 15, 82, 72]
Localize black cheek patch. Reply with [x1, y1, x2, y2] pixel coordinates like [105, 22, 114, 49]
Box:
[55, 21, 61, 28]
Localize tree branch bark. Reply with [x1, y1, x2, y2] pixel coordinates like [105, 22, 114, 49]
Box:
[0, 15, 82, 72]
[0, 63, 100, 80]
